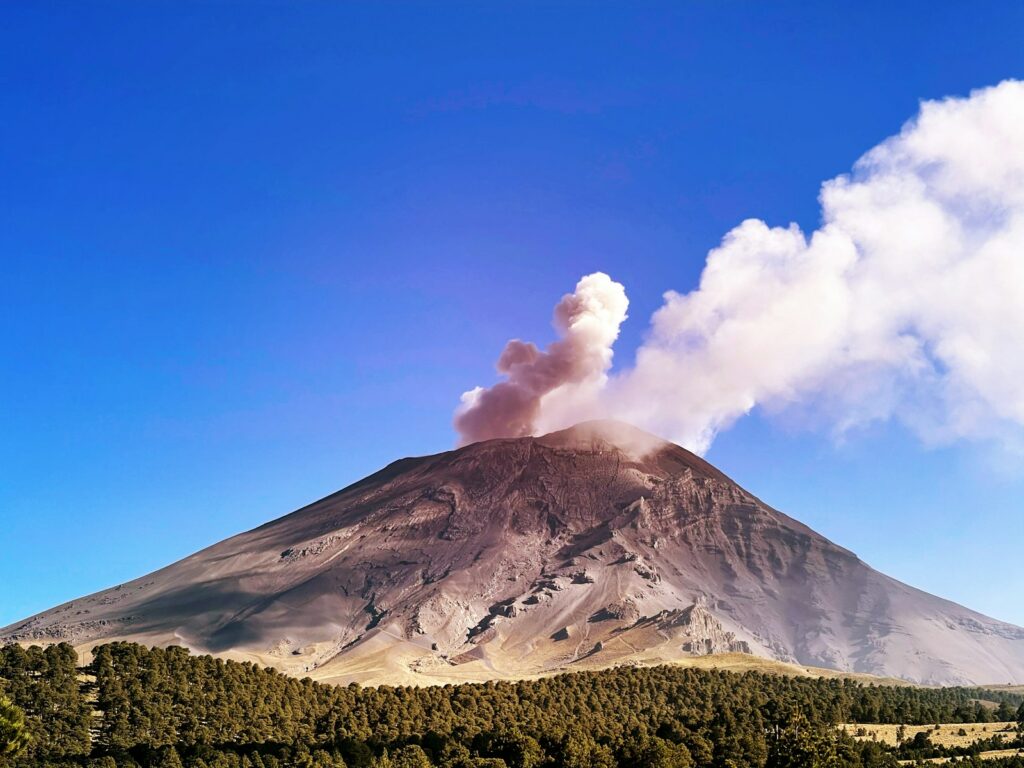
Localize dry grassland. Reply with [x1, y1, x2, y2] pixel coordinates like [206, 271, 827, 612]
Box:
[841, 721, 1018, 748]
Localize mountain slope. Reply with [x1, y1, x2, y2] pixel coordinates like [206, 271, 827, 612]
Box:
[4, 420, 1023, 686]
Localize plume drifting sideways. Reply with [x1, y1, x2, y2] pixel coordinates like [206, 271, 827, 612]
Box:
[456, 81, 1024, 455]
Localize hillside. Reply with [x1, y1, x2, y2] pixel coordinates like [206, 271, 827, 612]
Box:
[4, 420, 1024, 686]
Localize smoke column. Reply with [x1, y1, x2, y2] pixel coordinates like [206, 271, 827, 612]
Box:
[454, 272, 628, 445]
[456, 80, 1024, 454]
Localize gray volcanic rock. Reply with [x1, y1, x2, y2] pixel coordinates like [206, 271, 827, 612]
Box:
[4, 420, 1024, 686]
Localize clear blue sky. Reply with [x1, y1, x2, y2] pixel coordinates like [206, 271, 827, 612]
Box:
[2, 3, 1023, 628]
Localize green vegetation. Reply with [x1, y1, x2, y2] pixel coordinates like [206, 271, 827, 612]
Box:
[0, 695, 30, 759]
[2, 642, 1023, 768]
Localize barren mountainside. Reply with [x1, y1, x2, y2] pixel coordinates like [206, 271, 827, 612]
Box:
[5, 420, 1024, 686]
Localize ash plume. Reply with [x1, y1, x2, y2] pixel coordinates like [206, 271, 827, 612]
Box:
[457, 80, 1024, 455]
[454, 272, 628, 445]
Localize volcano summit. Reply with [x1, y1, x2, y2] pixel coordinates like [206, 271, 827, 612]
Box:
[5, 420, 1023, 686]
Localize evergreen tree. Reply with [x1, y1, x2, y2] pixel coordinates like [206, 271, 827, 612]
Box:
[311, 749, 346, 768]
[766, 713, 839, 768]
[0, 695, 30, 759]
[389, 745, 432, 768]
[156, 746, 185, 768]
[997, 701, 1015, 721]
[3, 640, 1024, 768]
[554, 729, 615, 768]
[618, 735, 693, 768]
[473, 729, 544, 768]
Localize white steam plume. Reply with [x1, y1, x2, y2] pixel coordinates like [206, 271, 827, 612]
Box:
[455, 80, 1024, 454]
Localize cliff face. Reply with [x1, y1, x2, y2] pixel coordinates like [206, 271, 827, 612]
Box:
[5, 420, 1024, 686]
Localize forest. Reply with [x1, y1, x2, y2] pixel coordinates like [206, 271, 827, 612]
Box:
[2, 642, 1023, 768]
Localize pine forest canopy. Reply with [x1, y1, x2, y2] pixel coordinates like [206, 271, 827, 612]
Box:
[2, 643, 1024, 768]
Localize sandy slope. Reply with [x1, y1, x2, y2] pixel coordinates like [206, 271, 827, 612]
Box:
[4, 420, 1024, 686]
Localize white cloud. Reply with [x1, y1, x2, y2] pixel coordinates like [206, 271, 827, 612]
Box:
[457, 80, 1024, 455]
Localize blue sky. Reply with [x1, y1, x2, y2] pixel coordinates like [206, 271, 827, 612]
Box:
[2, 2, 1023, 628]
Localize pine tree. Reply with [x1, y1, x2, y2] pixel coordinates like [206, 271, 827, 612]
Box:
[155, 745, 185, 768]
[997, 701, 1015, 721]
[311, 749, 345, 768]
[556, 729, 615, 768]
[766, 713, 839, 768]
[473, 729, 544, 768]
[0, 695, 30, 758]
[617, 733, 693, 768]
[389, 745, 432, 768]
[5, 638, 1024, 768]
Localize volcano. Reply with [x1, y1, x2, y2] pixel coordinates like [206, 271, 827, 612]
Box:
[4, 420, 1023, 686]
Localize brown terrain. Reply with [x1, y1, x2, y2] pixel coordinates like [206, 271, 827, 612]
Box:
[4, 420, 1024, 687]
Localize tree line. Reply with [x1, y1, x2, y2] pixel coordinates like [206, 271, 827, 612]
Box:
[2, 642, 1023, 768]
